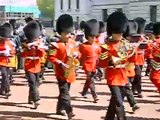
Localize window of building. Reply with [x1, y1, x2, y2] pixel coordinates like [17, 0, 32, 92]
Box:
[76, 0, 79, 9]
[102, 9, 108, 22]
[68, 0, 71, 9]
[18, 12, 21, 17]
[60, 0, 63, 10]
[117, 8, 123, 12]
[150, 6, 157, 22]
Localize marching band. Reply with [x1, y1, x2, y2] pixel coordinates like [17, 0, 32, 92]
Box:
[0, 12, 160, 120]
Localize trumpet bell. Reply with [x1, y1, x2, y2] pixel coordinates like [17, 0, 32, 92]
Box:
[73, 59, 80, 67]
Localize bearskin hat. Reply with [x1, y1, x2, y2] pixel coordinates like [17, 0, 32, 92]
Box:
[106, 11, 128, 36]
[153, 22, 160, 36]
[25, 17, 34, 23]
[23, 21, 41, 42]
[9, 19, 17, 29]
[35, 20, 43, 31]
[80, 21, 86, 31]
[123, 20, 138, 37]
[56, 14, 73, 35]
[99, 21, 106, 33]
[145, 22, 154, 33]
[80, 19, 99, 39]
[3, 23, 13, 30]
[134, 17, 146, 34]
[0, 23, 13, 38]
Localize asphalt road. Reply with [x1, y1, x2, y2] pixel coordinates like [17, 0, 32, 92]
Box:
[0, 67, 160, 120]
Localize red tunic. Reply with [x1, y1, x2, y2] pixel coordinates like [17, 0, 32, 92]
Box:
[126, 55, 136, 77]
[49, 39, 78, 83]
[21, 40, 45, 73]
[79, 41, 101, 73]
[99, 41, 128, 86]
[0, 38, 15, 67]
[150, 38, 160, 92]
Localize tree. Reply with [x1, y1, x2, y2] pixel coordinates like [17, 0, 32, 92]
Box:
[37, 0, 54, 18]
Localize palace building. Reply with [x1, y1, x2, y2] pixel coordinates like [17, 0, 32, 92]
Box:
[54, 0, 160, 23]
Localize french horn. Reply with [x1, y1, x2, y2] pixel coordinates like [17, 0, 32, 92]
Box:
[112, 37, 136, 65]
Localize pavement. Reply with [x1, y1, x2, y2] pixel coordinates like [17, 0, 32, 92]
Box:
[0, 67, 160, 120]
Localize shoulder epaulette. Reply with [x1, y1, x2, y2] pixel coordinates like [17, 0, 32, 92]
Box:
[101, 44, 109, 50]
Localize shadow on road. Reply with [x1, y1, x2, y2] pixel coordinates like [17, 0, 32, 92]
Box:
[135, 99, 160, 104]
[101, 116, 160, 120]
[73, 104, 107, 111]
[71, 96, 95, 103]
[0, 111, 83, 120]
[0, 102, 32, 109]
[40, 96, 58, 99]
[41, 80, 57, 84]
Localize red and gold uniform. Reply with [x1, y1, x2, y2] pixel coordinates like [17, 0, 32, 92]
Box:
[99, 41, 128, 86]
[21, 40, 44, 74]
[79, 40, 101, 101]
[0, 39, 15, 67]
[49, 38, 78, 83]
[150, 37, 160, 93]
[0, 37, 15, 97]
[21, 21, 45, 109]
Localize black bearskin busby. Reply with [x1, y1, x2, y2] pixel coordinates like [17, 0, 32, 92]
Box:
[145, 22, 154, 33]
[134, 17, 146, 34]
[99, 21, 106, 33]
[106, 11, 128, 36]
[80, 21, 86, 31]
[81, 19, 99, 39]
[153, 22, 160, 36]
[0, 24, 12, 38]
[25, 17, 34, 23]
[23, 21, 41, 42]
[124, 20, 138, 37]
[56, 14, 73, 35]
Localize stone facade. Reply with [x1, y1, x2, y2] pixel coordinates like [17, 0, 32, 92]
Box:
[54, 0, 160, 23]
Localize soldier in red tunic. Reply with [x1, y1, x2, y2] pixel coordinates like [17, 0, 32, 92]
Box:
[79, 19, 101, 103]
[124, 20, 140, 112]
[150, 22, 160, 94]
[21, 21, 45, 109]
[99, 11, 129, 120]
[132, 17, 146, 98]
[0, 25, 15, 98]
[48, 14, 77, 119]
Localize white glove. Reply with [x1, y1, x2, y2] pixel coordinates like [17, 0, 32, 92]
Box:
[56, 60, 69, 69]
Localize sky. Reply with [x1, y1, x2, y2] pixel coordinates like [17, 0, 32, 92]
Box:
[0, 0, 37, 6]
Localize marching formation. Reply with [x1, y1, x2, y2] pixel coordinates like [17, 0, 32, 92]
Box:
[0, 11, 160, 120]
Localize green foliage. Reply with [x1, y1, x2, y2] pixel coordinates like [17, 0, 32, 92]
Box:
[37, 0, 54, 18]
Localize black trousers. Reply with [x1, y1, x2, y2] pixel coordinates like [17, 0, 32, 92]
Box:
[81, 72, 97, 98]
[124, 78, 137, 107]
[8, 68, 13, 80]
[56, 79, 73, 114]
[17, 56, 22, 69]
[133, 65, 143, 94]
[39, 64, 45, 79]
[26, 71, 40, 102]
[0, 66, 10, 93]
[145, 59, 151, 75]
[105, 86, 126, 120]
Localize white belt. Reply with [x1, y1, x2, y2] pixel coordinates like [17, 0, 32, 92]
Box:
[108, 64, 126, 68]
[25, 57, 40, 60]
